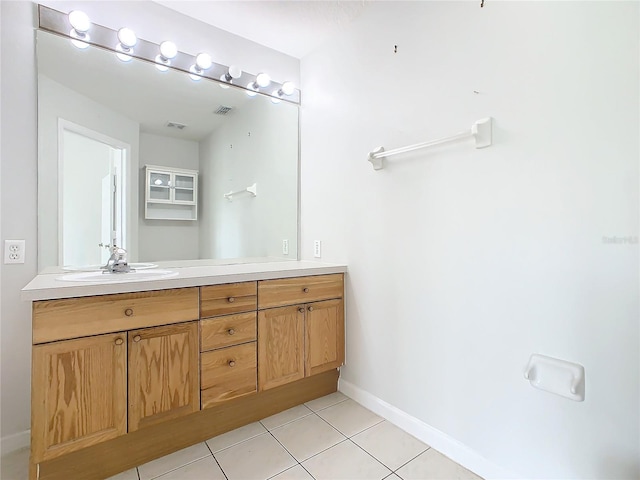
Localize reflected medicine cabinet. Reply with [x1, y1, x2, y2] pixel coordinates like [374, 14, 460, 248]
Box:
[145, 165, 198, 221]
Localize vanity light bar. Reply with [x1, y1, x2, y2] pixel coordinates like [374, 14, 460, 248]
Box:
[37, 5, 301, 105]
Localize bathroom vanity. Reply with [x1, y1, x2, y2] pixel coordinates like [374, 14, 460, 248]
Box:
[23, 262, 346, 480]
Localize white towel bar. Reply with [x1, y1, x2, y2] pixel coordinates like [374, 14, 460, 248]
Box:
[367, 117, 493, 170]
[224, 183, 257, 201]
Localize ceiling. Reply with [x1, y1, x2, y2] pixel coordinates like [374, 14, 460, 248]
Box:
[155, 1, 369, 59]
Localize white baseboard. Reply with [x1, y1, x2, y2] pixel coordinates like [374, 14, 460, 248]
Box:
[0, 430, 30, 456]
[338, 379, 518, 480]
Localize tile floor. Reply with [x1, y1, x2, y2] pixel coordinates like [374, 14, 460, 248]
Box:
[0, 392, 482, 480]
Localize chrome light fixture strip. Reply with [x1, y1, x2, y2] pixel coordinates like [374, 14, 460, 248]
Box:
[38, 5, 301, 106]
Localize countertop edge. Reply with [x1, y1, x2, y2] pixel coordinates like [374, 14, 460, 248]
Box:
[21, 262, 348, 302]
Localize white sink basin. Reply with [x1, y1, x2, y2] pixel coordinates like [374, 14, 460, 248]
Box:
[63, 263, 158, 272]
[57, 269, 178, 283]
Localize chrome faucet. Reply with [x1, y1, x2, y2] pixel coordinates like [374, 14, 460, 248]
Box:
[102, 245, 131, 273]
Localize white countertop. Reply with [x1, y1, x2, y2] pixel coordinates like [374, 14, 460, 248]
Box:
[22, 260, 348, 301]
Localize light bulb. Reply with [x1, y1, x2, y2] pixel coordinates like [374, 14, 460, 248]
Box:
[246, 82, 259, 97]
[159, 41, 177, 60]
[281, 81, 295, 96]
[271, 89, 282, 104]
[117, 28, 137, 48]
[256, 72, 271, 88]
[195, 53, 212, 70]
[68, 10, 90, 49]
[228, 65, 242, 79]
[68, 10, 90, 33]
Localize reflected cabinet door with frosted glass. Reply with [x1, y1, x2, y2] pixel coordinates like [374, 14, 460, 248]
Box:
[145, 165, 198, 220]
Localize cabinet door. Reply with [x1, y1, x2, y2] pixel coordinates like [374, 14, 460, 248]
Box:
[147, 170, 172, 203]
[258, 305, 304, 391]
[31, 333, 127, 462]
[305, 299, 345, 377]
[173, 173, 196, 204]
[128, 321, 200, 431]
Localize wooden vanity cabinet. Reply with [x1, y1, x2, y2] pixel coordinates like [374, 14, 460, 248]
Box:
[29, 274, 344, 480]
[257, 274, 345, 391]
[31, 333, 128, 462]
[30, 288, 199, 463]
[128, 322, 200, 431]
[200, 282, 258, 408]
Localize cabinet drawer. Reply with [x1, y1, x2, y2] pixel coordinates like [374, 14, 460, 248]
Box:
[32, 288, 199, 344]
[201, 342, 257, 408]
[201, 312, 256, 352]
[201, 282, 257, 317]
[258, 274, 344, 309]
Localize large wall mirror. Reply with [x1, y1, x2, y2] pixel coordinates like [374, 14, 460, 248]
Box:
[36, 29, 299, 271]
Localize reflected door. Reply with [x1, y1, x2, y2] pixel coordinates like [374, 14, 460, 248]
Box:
[60, 126, 127, 266]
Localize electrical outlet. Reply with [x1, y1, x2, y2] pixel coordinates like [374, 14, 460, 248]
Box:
[282, 239, 289, 255]
[314, 240, 322, 258]
[4, 240, 25, 264]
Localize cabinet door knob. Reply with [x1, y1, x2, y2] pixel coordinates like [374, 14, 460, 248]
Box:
[124, 308, 133, 317]
[228, 360, 236, 367]
[228, 328, 236, 335]
[133, 335, 141, 343]
[303, 287, 309, 293]
[115, 338, 124, 346]
[227, 296, 235, 303]
[298, 307, 305, 314]
[308, 306, 314, 312]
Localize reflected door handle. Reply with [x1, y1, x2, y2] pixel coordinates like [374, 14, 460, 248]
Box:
[133, 335, 141, 343]
[228, 328, 236, 335]
[298, 307, 305, 313]
[307, 306, 314, 312]
[124, 308, 133, 317]
[115, 338, 124, 346]
[227, 297, 235, 303]
[228, 360, 236, 367]
[303, 288, 309, 293]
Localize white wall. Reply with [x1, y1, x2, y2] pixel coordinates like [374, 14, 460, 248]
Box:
[138, 133, 200, 261]
[0, 0, 299, 451]
[199, 96, 298, 259]
[38, 76, 140, 269]
[300, 2, 639, 479]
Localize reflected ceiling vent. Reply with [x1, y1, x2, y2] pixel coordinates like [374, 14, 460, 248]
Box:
[166, 121, 186, 130]
[214, 105, 233, 115]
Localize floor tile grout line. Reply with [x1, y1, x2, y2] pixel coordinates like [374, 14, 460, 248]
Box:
[345, 417, 386, 439]
[143, 451, 212, 480]
[204, 439, 229, 480]
[391, 446, 431, 475]
[344, 437, 394, 476]
[264, 430, 304, 479]
[263, 409, 315, 432]
[206, 427, 269, 455]
[305, 396, 350, 414]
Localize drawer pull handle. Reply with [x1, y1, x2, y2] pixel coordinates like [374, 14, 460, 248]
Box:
[124, 308, 133, 317]
[298, 307, 305, 314]
[227, 297, 235, 303]
[115, 338, 124, 346]
[308, 306, 314, 312]
[133, 335, 141, 343]
[228, 360, 236, 367]
[228, 328, 236, 335]
[303, 288, 309, 293]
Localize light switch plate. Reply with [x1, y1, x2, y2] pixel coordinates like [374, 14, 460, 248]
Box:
[313, 240, 321, 258]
